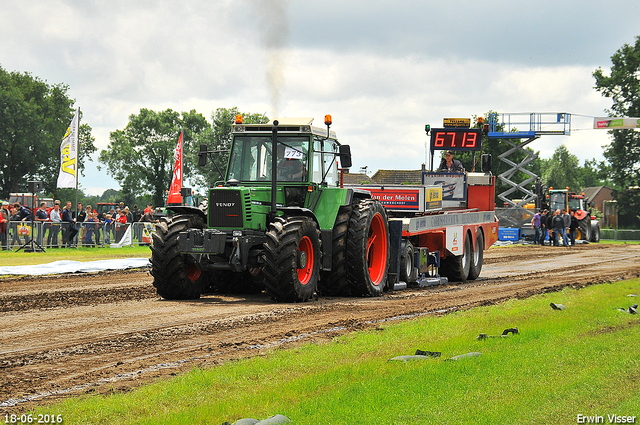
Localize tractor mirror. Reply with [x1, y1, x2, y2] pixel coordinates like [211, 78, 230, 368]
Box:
[198, 144, 208, 166]
[339, 145, 352, 169]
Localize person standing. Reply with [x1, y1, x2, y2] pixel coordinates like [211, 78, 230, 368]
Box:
[132, 204, 143, 242]
[552, 209, 566, 247]
[545, 209, 554, 246]
[13, 202, 32, 244]
[116, 209, 128, 243]
[61, 201, 78, 247]
[76, 203, 87, 246]
[561, 209, 571, 247]
[569, 210, 579, 246]
[49, 202, 62, 248]
[34, 201, 49, 247]
[539, 209, 548, 246]
[531, 209, 542, 245]
[0, 201, 9, 250]
[103, 214, 113, 244]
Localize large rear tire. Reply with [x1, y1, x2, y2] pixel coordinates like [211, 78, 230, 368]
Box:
[577, 216, 591, 241]
[440, 231, 472, 282]
[150, 214, 209, 300]
[319, 206, 352, 296]
[467, 230, 484, 281]
[347, 199, 390, 297]
[263, 216, 321, 302]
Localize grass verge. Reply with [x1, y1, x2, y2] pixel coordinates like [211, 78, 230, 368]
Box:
[29, 279, 640, 424]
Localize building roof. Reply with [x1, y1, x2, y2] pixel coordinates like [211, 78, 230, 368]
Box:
[370, 170, 423, 185]
[342, 172, 376, 185]
[581, 186, 612, 201]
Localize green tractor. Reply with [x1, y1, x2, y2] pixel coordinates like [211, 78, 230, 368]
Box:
[150, 116, 391, 302]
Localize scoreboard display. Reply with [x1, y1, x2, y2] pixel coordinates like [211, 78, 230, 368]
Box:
[429, 128, 483, 152]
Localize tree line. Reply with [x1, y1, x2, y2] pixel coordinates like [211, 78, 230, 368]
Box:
[1, 36, 639, 227]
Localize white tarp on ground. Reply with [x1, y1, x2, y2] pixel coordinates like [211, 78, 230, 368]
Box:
[0, 258, 151, 276]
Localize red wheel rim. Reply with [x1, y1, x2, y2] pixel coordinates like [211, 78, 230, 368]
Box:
[367, 213, 388, 285]
[297, 235, 314, 285]
[186, 264, 202, 282]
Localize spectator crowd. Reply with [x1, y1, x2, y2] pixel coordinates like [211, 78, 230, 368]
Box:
[530, 208, 581, 247]
[1, 200, 159, 250]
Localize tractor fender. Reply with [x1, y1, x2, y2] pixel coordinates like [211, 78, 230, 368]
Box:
[278, 206, 319, 226]
[574, 210, 587, 220]
[166, 205, 207, 222]
[346, 188, 373, 205]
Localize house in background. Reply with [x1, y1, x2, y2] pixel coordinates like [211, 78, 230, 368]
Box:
[581, 186, 614, 212]
[582, 186, 617, 228]
[369, 169, 423, 185]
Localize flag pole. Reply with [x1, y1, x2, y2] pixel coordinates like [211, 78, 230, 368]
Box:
[75, 107, 80, 241]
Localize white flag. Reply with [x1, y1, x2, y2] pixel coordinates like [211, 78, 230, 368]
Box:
[57, 109, 79, 188]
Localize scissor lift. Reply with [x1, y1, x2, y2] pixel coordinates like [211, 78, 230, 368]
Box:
[488, 112, 571, 231]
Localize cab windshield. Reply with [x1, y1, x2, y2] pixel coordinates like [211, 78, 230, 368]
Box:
[227, 136, 310, 182]
[549, 192, 566, 212]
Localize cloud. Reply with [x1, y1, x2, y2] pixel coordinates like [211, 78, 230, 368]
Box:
[1, 0, 635, 195]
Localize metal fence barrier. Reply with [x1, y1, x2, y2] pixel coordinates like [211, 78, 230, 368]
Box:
[600, 228, 640, 241]
[2, 221, 158, 250]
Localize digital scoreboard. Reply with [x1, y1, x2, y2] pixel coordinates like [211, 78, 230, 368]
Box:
[429, 128, 483, 152]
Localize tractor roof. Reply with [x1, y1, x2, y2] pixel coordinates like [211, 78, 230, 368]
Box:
[232, 117, 337, 140]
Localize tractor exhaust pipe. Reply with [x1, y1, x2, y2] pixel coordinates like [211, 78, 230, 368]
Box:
[269, 120, 279, 223]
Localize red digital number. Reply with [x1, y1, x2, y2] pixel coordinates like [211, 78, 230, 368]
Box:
[434, 132, 445, 147]
[447, 132, 457, 147]
[464, 132, 477, 148]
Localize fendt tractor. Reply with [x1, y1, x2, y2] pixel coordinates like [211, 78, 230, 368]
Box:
[150, 116, 498, 302]
[533, 180, 601, 242]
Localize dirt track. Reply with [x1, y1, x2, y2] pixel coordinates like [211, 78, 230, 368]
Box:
[2, 243, 640, 412]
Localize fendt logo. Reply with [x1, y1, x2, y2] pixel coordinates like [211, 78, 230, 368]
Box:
[216, 202, 236, 208]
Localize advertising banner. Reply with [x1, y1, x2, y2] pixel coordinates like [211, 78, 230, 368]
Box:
[593, 117, 640, 129]
[422, 172, 467, 201]
[57, 109, 79, 188]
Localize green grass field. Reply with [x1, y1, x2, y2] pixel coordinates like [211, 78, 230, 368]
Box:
[0, 245, 150, 267]
[28, 278, 640, 424]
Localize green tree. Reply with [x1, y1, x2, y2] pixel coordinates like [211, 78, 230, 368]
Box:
[0, 66, 96, 199]
[98, 108, 210, 207]
[541, 144, 581, 191]
[188, 107, 268, 190]
[579, 158, 609, 189]
[593, 35, 640, 227]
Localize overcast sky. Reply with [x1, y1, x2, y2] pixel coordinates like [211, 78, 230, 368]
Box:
[1, 0, 639, 196]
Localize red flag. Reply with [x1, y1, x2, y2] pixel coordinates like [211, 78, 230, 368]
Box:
[167, 131, 183, 205]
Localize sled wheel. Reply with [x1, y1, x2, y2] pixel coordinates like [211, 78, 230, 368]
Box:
[467, 230, 484, 281]
[347, 199, 390, 297]
[150, 214, 209, 299]
[319, 206, 352, 296]
[440, 230, 472, 283]
[263, 216, 321, 302]
[399, 240, 419, 284]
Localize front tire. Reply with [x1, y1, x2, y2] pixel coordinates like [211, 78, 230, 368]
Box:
[263, 217, 321, 302]
[319, 206, 352, 296]
[347, 199, 390, 297]
[150, 214, 209, 299]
